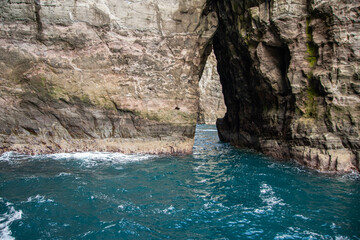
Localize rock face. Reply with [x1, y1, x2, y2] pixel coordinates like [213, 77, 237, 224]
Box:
[213, 0, 360, 172]
[0, 0, 217, 154]
[1, 0, 359, 173]
[198, 49, 226, 124]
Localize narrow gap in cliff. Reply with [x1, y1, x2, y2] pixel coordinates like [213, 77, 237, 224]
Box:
[197, 43, 226, 126]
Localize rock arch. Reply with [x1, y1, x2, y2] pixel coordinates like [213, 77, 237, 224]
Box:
[210, 0, 360, 172]
[0, 0, 359, 172]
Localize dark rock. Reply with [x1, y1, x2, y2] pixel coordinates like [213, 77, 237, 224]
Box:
[212, 0, 360, 172]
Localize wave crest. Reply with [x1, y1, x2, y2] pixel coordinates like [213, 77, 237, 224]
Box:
[0, 198, 23, 240]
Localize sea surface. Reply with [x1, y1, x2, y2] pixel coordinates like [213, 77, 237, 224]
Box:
[0, 125, 359, 239]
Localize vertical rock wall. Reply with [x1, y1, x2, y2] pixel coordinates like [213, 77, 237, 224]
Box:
[198, 49, 226, 124]
[0, 0, 217, 154]
[212, 0, 360, 172]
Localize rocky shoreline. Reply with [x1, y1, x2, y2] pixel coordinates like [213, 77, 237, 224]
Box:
[0, 0, 359, 172]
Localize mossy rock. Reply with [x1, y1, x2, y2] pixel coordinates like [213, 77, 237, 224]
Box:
[305, 18, 319, 69]
[135, 110, 197, 125]
[304, 88, 317, 118]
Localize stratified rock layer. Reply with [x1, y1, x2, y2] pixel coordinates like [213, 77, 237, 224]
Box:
[198, 49, 226, 124]
[0, 0, 217, 154]
[213, 0, 360, 172]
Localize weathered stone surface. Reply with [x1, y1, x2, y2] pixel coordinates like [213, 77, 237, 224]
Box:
[1, 0, 358, 173]
[213, 0, 360, 172]
[198, 49, 226, 124]
[0, 0, 217, 154]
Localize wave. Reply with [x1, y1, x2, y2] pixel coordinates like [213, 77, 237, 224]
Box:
[153, 205, 183, 215]
[340, 170, 360, 181]
[259, 183, 285, 210]
[0, 198, 23, 240]
[275, 227, 351, 240]
[56, 172, 72, 177]
[0, 152, 30, 163]
[50, 152, 152, 161]
[50, 152, 155, 168]
[24, 195, 54, 204]
[0, 151, 154, 166]
[0, 152, 13, 161]
[294, 214, 309, 220]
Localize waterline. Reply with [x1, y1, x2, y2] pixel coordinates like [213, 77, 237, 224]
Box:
[0, 125, 359, 239]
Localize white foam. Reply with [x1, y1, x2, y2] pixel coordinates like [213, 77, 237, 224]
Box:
[275, 227, 325, 239]
[294, 214, 309, 220]
[196, 179, 207, 183]
[203, 203, 211, 209]
[49, 152, 154, 167]
[50, 152, 150, 161]
[104, 224, 116, 229]
[244, 228, 264, 236]
[0, 152, 28, 163]
[260, 183, 272, 194]
[0, 151, 154, 167]
[330, 222, 337, 230]
[25, 195, 54, 203]
[153, 205, 178, 215]
[335, 236, 351, 240]
[259, 183, 285, 211]
[274, 233, 294, 239]
[0, 152, 14, 161]
[254, 208, 265, 214]
[340, 170, 360, 181]
[57, 172, 71, 177]
[162, 205, 176, 215]
[116, 201, 141, 213]
[0, 199, 23, 240]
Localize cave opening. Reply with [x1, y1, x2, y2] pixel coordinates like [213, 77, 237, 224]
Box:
[201, 0, 295, 159]
[197, 43, 226, 126]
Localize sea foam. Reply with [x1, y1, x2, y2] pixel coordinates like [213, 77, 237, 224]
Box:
[0, 198, 23, 240]
[0, 151, 154, 167]
[24, 195, 54, 204]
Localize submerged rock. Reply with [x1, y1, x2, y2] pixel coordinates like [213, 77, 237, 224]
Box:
[0, 0, 217, 154]
[212, 0, 360, 172]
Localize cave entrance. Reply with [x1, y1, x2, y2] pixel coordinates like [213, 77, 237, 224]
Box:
[197, 46, 226, 125]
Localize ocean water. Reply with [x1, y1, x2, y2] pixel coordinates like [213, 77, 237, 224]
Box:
[0, 125, 359, 240]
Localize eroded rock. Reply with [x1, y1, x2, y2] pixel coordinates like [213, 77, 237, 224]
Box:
[1, 0, 359, 173]
[213, 0, 360, 172]
[0, 0, 217, 154]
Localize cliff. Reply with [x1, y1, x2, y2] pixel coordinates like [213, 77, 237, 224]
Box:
[0, 0, 217, 154]
[1, 0, 359, 172]
[213, 0, 360, 172]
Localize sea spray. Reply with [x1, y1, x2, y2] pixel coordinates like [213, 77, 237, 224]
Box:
[0, 198, 22, 240]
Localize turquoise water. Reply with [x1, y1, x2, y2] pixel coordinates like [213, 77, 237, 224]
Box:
[0, 125, 359, 239]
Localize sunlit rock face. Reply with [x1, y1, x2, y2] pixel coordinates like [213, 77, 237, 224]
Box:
[213, 0, 360, 172]
[0, 0, 217, 154]
[198, 49, 226, 124]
